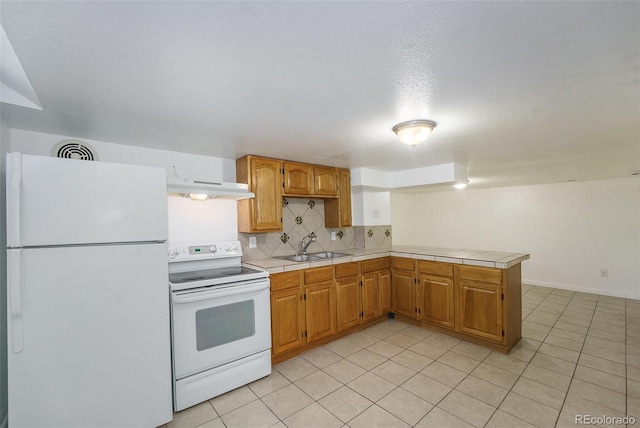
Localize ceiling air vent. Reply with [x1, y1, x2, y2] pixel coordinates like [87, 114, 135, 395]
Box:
[53, 139, 99, 161]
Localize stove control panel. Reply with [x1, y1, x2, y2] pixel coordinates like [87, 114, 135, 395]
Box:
[168, 241, 242, 261]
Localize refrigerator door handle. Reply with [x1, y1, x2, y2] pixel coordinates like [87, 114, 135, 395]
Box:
[8, 250, 24, 353]
[8, 153, 22, 247]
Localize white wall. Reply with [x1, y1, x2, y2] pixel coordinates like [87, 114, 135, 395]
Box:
[9, 129, 239, 244]
[352, 189, 391, 226]
[9, 129, 234, 183]
[391, 178, 640, 299]
[0, 118, 9, 427]
[167, 196, 237, 243]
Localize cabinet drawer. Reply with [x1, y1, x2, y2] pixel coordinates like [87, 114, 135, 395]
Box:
[270, 271, 302, 292]
[335, 262, 359, 279]
[457, 265, 503, 285]
[361, 258, 390, 273]
[391, 257, 414, 271]
[304, 266, 334, 284]
[417, 260, 453, 277]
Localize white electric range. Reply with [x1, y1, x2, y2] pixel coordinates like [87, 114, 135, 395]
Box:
[168, 240, 271, 411]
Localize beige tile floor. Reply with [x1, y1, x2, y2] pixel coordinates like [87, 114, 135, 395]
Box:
[163, 285, 640, 428]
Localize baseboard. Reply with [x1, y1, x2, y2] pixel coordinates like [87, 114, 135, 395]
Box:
[523, 278, 640, 300]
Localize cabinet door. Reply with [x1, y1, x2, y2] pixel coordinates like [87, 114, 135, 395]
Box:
[417, 274, 455, 329]
[335, 276, 361, 331]
[314, 166, 338, 197]
[457, 280, 503, 343]
[324, 168, 351, 227]
[361, 273, 379, 322]
[305, 282, 336, 343]
[284, 162, 314, 196]
[337, 169, 352, 226]
[271, 289, 305, 355]
[379, 270, 391, 314]
[250, 157, 283, 231]
[391, 269, 415, 317]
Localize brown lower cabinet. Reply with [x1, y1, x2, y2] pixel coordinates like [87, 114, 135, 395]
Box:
[391, 257, 415, 317]
[416, 260, 455, 329]
[271, 255, 522, 363]
[334, 260, 391, 331]
[457, 279, 502, 342]
[270, 272, 305, 355]
[335, 263, 361, 331]
[417, 274, 455, 328]
[271, 259, 391, 362]
[270, 267, 337, 357]
[396, 259, 522, 353]
[304, 266, 336, 342]
[361, 258, 391, 322]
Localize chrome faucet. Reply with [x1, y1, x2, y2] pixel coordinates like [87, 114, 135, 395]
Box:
[300, 234, 316, 255]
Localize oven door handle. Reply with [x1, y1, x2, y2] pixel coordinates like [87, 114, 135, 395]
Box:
[172, 280, 269, 304]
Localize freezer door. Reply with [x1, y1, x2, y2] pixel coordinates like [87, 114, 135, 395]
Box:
[7, 244, 172, 427]
[7, 153, 168, 247]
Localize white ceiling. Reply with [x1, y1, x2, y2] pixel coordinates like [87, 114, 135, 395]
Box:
[1, 1, 638, 189]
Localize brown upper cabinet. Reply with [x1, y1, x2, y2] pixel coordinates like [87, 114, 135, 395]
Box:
[324, 168, 352, 228]
[283, 162, 314, 196]
[314, 166, 338, 197]
[283, 162, 338, 198]
[238, 155, 352, 231]
[236, 155, 283, 233]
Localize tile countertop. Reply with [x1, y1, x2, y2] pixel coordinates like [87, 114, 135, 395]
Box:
[242, 246, 530, 274]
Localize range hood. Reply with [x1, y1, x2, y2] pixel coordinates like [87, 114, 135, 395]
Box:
[167, 178, 254, 200]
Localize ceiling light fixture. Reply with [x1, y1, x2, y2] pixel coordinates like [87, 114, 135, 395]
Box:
[392, 120, 437, 146]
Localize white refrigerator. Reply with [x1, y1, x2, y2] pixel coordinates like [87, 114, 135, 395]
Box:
[6, 153, 173, 427]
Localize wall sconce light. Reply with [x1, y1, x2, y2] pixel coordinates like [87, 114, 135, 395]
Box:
[392, 120, 437, 146]
[454, 180, 469, 190]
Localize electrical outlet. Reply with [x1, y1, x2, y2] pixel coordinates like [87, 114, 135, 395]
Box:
[600, 269, 608, 277]
[249, 236, 257, 248]
[331, 231, 336, 240]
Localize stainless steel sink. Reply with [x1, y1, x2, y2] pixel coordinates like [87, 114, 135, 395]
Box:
[274, 254, 320, 262]
[310, 252, 349, 259]
[274, 252, 349, 262]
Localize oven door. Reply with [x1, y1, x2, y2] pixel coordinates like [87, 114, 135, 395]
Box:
[171, 278, 271, 379]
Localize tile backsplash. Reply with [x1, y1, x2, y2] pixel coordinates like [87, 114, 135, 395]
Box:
[239, 198, 392, 260]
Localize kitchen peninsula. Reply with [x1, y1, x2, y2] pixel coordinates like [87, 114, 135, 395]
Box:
[243, 247, 529, 363]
